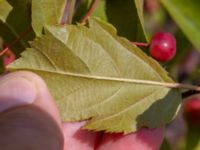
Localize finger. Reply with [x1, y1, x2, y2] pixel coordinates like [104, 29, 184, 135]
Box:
[96, 127, 165, 150]
[0, 106, 63, 150]
[0, 72, 37, 112]
[0, 71, 64, 149]
[63, 121, 103, 150]
[0, 71, 61, 125]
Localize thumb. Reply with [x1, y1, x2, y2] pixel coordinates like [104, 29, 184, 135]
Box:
[0, 71, 64, 150]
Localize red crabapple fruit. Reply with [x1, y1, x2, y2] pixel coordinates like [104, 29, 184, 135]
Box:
[183, 97, 200, 125]
[149, 32, 176, 62]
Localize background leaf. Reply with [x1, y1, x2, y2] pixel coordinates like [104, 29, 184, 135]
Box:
[0, 0, 12, 22]
[32, 0, 68, 35]
[106, 0, 147, 42]
[8, 18, 181, 133]
[74, 0, 147, 42]
[73, 0, 107, 22]
[0, 0, 35, 57]
[184, 123, 200, 150]
[161, 0, 200, 51]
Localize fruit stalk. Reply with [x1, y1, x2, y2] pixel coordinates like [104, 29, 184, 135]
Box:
[81, 0, 100, 22]
[130, 42, 149, 47]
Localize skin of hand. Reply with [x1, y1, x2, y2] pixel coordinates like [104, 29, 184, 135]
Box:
[0, 71, 165, 150]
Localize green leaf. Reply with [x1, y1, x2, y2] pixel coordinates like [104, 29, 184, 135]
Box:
[74, 0, 147, 42]
[0, 0, 12, 22]
[91, 0, 107, 20]
[0, 0, 35, 57]
[73, 0, 107, 22]
[106, 0, 148, 42]
[32, 0, 76, 36]
[185, 123, 200, 150]
[73, 0, 92, 22]
[8, 18, 181, 133]
[161, 0, 200, 51]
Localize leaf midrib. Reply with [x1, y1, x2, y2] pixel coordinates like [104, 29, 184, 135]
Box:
[12, 67, 169, 86]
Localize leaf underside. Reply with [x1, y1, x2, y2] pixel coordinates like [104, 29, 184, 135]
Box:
[8, 18, 181, 133]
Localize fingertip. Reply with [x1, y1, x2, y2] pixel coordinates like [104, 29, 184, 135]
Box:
[0, 71, 66, 149]
[0, 72, 37, 112]
[0, 71, 61, 126]
[62, 121, 102, 150]
[96, 127, 165, 150]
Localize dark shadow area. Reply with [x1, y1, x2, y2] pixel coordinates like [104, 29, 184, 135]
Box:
[0, 0, 35, 57]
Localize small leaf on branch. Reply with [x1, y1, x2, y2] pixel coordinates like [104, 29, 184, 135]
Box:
[0, 0, 12, 22]
[8, 18, 182, 133]
[32, 0, 75, 35]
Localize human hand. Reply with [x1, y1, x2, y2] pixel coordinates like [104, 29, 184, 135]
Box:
[0, 71, 164, 150]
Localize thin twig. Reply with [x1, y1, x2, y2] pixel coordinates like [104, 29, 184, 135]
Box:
[0, 27, 32, 56]
[0, 47, 9, 56]
[81, 0, 100, 23]
[130, 42, 149, 47]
